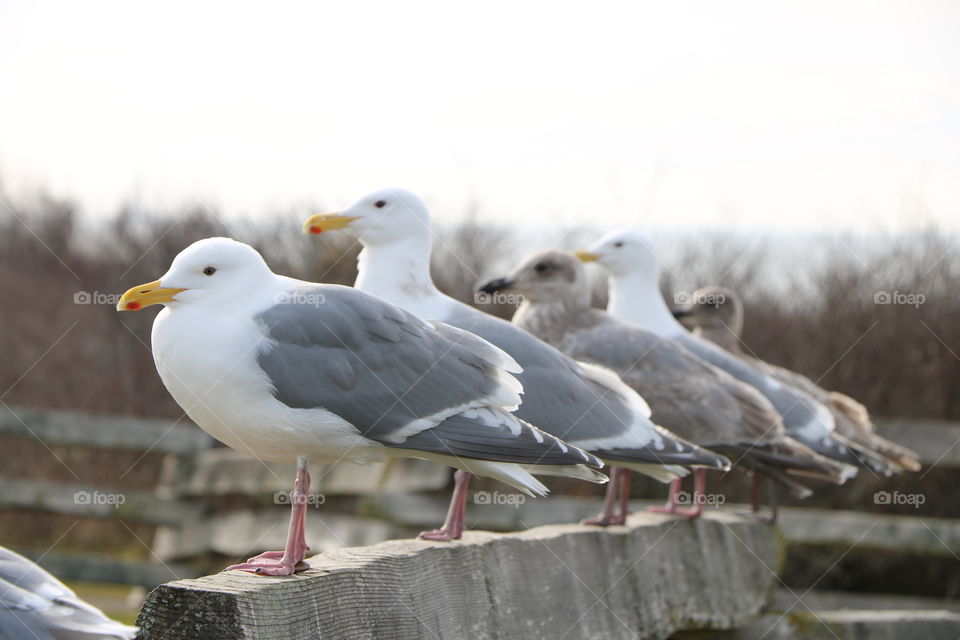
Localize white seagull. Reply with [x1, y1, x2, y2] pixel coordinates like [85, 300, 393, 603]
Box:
[117, 237, 604, 574]
[577, 230, 868, 474]
[304, 188, 731, 527]
[0, 545, 137, 640]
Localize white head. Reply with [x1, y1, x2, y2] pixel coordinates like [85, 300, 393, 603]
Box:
[117, 237, 274, 312]
[303, 187, 432, 247]
[577, 228, 660, 284]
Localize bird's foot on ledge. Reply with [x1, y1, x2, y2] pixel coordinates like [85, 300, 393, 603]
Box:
[418, 526, 464, 542]
[581, 513, 627, 526]
[225, 551, 309, 576]
[647, 505, 703, 519]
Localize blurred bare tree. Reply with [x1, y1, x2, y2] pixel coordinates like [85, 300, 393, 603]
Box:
[1, 189, 958, 424]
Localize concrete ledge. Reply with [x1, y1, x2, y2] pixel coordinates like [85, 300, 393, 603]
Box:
[728, 610, 960, 639]
[136, 512, 781, 640]
[366, 496, 958, 558]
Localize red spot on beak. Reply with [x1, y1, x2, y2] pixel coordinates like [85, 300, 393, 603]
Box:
[309, 225, 322, 234]
[126, 302, 142, 311]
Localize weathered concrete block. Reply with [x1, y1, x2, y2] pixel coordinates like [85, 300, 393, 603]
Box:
[136, 512, 781, 640]
[726, 610, 960, 639]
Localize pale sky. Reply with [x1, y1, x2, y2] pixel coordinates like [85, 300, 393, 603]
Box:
[0, 0, 958, 231]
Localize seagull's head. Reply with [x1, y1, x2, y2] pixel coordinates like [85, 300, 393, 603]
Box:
[673, 285, 743, 335]
[117, 237, 273, 312]
[479, 250, 591, 305]
[575, 229, 659, 282]
[303, 188, 431, 247]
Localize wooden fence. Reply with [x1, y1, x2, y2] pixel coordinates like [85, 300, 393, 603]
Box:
[2, 406, 959, 637]
[0, 405, 447, 587]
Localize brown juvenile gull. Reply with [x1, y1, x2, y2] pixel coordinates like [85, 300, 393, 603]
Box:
[479, 250, 855, 522]
[304, 188, 731, 527]
[674, 285, 920, 473]
[116, 237, 605, 574]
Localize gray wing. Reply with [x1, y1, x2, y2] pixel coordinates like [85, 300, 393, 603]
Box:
[257, 284, 519, 444]
[559, 312, 784, 449]
[443, 304, 643, 444]
[756, 360, 912, 474]
[675, 332, 829, 429]
[443, 303, 728, 469]
[673, 332, 862, 464]
[392, 408, 601, 467]
[553, 314, 854, 484]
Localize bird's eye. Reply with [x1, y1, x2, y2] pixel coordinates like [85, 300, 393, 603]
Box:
[374, 200, 387, 209]
[203, 266, 217, 276]
[534, 263, 549, 274]
[613, 241, 624, 248]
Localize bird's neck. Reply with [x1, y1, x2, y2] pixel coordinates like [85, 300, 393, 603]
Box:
[607, 272, 685, 337]
[693, 324, 742, 354]
[355, 237, 443, 311]
[514, 297, 583, 347]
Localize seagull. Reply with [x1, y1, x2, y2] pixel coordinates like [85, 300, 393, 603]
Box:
[577, 229, 871, 475]
[479, 250, 856, 522]
[304, 188, 732, 527]
[117, 237, 605, 574]
[674, 285, 920, 473]
[0, 545, 137, 640]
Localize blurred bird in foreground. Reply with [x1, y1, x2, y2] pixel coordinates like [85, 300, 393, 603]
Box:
[0, 546, 137, 640]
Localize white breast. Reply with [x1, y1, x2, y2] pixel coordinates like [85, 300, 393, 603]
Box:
[151, 307, 378, 465]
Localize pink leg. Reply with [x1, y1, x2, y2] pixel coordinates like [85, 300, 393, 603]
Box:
[767, 480, 779, 524]
[750, 471, 761, 513]
[676, 468, 705, 518]
[226, 457, 312, 575]
[647, 476, 682, 515]
[420, 470, 471, 541]
[649, 469, 705, 518]
[750, 473, 778, 524]
[583, 468, 623, 526]
[609, 469, 633, 525]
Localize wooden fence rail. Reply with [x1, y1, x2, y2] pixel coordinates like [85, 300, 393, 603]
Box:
[136, 513, 782, 640]
[1, 406, 957, 588]
[0, 405, 446, 587]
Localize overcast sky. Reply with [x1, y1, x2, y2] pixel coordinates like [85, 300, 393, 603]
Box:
[0, 1, 957, 232]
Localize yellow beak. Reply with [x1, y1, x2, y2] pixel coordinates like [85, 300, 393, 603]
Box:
[303, 213, 360, 235]
[574, 250, 599, 263]
[116, 280, 187, 311]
